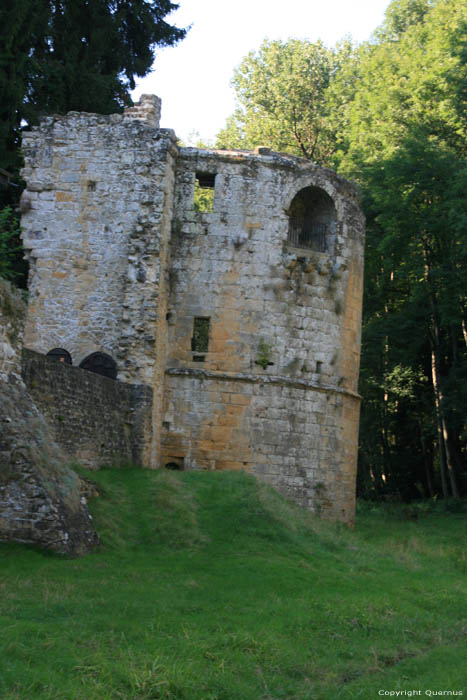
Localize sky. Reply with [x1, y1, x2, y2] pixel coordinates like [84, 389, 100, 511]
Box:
[131, 0, 391, 145]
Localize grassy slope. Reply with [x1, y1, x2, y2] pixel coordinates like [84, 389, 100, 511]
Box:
[1, 468, 466, 699]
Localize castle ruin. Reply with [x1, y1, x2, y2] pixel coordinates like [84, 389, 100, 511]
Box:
[20, 95, 365, 524]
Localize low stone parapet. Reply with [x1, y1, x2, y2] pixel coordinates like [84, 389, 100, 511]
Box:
[22, 349, 153, 469]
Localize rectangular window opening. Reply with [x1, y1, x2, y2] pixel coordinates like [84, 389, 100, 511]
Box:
[194, 172, 216, 212]
[196, 172, 216, 188]
[192, 317, 210, 354]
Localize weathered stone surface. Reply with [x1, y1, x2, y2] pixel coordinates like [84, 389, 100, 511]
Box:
[0, 279, 26, 381]
[163, 148, 364, 524]
[20, 95, 365, 524]
[0, 279, 98, 555]
[0, 376, 98, 555]
[22, 348, 153, 469]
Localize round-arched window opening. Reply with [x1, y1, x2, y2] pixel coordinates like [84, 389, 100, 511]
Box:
[79, 352, 117, 380]
[47, 348, 72, 365]
[287, 186, 336, 253]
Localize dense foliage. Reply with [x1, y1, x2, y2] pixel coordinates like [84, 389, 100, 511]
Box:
[216, 38, 357, 167]
[0, 0, 186, 284]
[344, 0, 467, 500]
[0, 1, 185, 173]
[0, 206, 25, 283]
[219, 0, 467, 499]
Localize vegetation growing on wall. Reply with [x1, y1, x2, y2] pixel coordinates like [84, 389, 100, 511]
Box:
[255, 338, 274, 370]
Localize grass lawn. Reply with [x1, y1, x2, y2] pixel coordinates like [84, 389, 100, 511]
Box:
[1, 468, 466, 699]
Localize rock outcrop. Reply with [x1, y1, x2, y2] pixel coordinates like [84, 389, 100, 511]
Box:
[0, 280, 98, 555]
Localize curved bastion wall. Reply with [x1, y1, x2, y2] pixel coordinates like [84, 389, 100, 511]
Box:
[20, 94, 364, 524]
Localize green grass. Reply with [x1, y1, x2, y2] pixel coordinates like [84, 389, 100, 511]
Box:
[1, 468, 466, 699]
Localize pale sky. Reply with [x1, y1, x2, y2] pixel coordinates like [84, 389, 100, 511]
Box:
[131, 0, 391, 144]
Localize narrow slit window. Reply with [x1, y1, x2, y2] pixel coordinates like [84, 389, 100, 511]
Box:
[194, 172, 216, 212]
[192, 317, 210, 357]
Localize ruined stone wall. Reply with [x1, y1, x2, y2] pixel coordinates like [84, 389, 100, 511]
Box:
[162, 148, 364, 522]
[20, 98, 365, 523]
[0, 375, 99, 555]
[22, 349, 152, 469]
[20, 95, 176, 465]
[20, 95, 173, 385]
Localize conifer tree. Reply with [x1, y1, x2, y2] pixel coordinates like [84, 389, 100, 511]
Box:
[0, 0, 186, 176]
[0, 0, 185, 285]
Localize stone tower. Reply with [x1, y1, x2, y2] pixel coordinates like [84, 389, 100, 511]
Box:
[20, 95, 365, 524]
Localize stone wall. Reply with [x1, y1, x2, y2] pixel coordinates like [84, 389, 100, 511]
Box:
[22, 349, 153, 469]
[20, 95, 175, 465]
[20, 97, 365, 524]
[20, 96, 171, 380]
[163, 369, 361, 521]
[162, 148, 364, 523]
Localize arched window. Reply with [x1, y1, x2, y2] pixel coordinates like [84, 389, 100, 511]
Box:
[47, 348, 72, 364]
[79, 352, 117, 379]
[287, 186, 336, 253]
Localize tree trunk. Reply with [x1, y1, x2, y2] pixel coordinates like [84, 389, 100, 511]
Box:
[430, 342, 460, 498]
[424, 248, 460, 499]
[420, 432, 434, 498]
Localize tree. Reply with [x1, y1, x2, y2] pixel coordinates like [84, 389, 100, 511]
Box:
[357, 131, 466, 499]
[216, 0, 466, 499]
[0, 0, 186, 177]
[0, 1, 47, 178]
[0, 0, 186, 285]
[343, 0, 467, 499]
[377, 0, 434, 40]
[216, 38, 358, 167]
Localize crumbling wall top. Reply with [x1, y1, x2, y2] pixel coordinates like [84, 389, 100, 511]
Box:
[123, 94, 161, 129]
